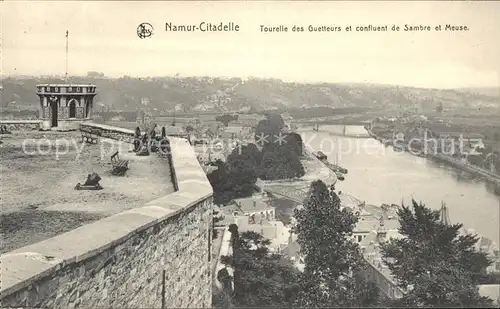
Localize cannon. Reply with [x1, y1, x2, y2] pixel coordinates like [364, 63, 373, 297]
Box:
[75, 172, 103, 190]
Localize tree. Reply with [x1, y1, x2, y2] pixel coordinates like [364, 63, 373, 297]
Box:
[185, 124, 194, 132]
[226, 146, 258, 198]
[260, 144, 305, 180]
[213, 268, 234, 308]
[219, 225, 301, 307]
[254, 113, 305, 180]
[255, 113, 285, 142]
[208, 145, 260, 205]
[284, 132, 304, 156]
[207, 160, 234, 205]
[216, 114, 237, 127]
[480, 272, 500, 285]
[293, 180, 381, 307]
[380, 200, 495, 308]
[241, 143, 262, 166]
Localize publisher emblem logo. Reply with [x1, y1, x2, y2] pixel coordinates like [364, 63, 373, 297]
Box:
[137, 23, 154, 39]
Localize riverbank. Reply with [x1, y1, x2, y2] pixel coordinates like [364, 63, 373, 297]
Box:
[365, 125, 500, 190]
[429, 153, 500, 187]
[310, 151, 348, 181]
[299, 124, 371, 138]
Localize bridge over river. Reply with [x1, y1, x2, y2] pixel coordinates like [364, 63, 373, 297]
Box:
[301, 124, 371, 138]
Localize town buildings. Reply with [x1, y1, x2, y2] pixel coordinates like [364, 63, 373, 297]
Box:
[347, 199, 500, 301]
[231, 113, 266, 128]
[219, 196, 293, 253]
[219, 125, 245, 140]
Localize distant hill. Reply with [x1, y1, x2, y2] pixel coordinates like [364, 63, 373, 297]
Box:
[453, 87, 500, 97]
[2, 76, 499, 114]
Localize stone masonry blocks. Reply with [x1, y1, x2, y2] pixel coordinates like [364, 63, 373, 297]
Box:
[0, 196, 212, 308]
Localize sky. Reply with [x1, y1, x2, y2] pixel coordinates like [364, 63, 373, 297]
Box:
[2, 1, 500, 89]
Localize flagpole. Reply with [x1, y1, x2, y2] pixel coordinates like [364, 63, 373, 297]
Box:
[65, 30, 69, 83]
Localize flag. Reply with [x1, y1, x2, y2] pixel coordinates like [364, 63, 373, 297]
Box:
[66, 30, 69, 37]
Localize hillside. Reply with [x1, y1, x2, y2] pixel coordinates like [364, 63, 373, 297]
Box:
[1, 76, 499, 114]
[454, 87, 500, 97]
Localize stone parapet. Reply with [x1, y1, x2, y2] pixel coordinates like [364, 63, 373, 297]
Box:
[0, 119, 42, 131]
[80, 122, 136, 143]
[0, 124, 213, 308]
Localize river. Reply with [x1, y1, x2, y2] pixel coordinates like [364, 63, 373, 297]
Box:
[299, 125, 500, 244]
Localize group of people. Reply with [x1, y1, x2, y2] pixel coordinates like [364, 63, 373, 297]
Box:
[133, 124, 170, 155]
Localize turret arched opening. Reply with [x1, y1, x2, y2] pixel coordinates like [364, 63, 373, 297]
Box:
[68, 99, 77, 118]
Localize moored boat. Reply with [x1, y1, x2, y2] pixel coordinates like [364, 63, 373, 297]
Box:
[312, 151, 349, 175]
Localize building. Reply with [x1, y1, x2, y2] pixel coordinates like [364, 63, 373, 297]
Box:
[36, 84, 97, 130]
[336, 194, 407, 300]
[465, 228, 500, 273]
[353, 215, 400, 244]
[355, 202, 500, 301]
[233, 215, 291, 252]
[358, 223, 406, 300]
[231, 196, 276, 220]
[217, 196, 290, 252]
[437, 132, 485, 152]
[219, 125, 245, 139]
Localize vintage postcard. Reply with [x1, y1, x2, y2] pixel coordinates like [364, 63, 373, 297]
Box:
[1, 1, 499, 308]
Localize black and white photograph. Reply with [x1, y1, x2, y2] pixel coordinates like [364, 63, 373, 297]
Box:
[1, 1, 499, 308]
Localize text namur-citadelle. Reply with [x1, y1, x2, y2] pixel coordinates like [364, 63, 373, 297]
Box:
[165, 22, 240, 32]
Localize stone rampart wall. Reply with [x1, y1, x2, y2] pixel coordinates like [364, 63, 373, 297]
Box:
[0, 124, 213, 308]
[0, 119, 41, 131]
[80, 122, 136, 143]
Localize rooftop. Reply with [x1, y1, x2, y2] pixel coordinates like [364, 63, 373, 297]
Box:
[478, 285, 500, 306]
[233, 215, 290, 251]
[282, 241, 300, 260]
[360, 230, 405, 281]
[0, 131, 175, 254]
[355, 218, 400, 233]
